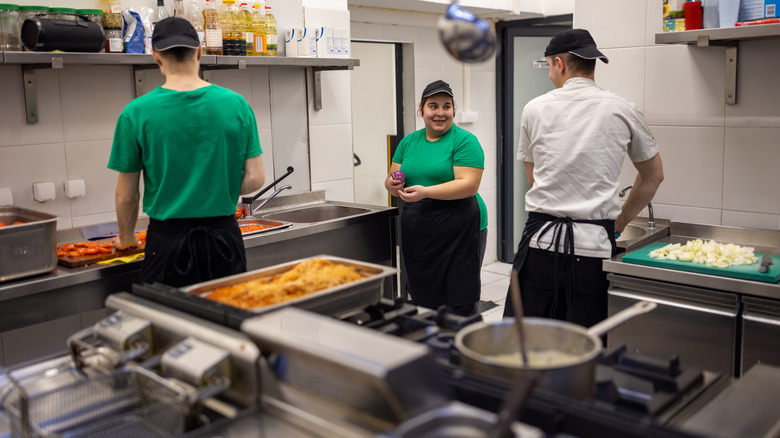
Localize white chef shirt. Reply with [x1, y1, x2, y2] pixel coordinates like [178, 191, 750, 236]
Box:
[517, 77, 659, 258]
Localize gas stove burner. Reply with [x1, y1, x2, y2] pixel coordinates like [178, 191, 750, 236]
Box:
[594, 345, 705, 415]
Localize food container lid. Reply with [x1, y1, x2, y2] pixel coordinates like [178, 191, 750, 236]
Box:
[77, 8, 103, 15]
[20, 5, 48, 11]
[49, 7, 77, 13]
[0, 4, 21, 10]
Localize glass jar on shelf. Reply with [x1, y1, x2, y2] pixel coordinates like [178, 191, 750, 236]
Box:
[77, 9, 104, 30]
[19, 6, 48, 51]
[49, 7, 78, 21]
[19, 5, 48, 25]
[102, 1, 122, 29]
[0, 3, 22, 51]
[105, 27, 123, 53]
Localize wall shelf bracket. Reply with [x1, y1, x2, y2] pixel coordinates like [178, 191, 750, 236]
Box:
[311, 63, 356, 111]
[21, 59, 63, 124]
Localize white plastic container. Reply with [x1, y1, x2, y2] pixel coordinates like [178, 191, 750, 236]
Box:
[703, 0, 720, 28]
[719, 0, 741, 26]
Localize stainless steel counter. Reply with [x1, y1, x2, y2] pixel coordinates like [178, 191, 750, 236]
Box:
[604, 221, 780, 299]
[604, 220, 780, 377]
[0, 192, 398, 334]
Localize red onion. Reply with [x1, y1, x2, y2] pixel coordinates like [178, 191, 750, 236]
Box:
[392, 170, 406, 182]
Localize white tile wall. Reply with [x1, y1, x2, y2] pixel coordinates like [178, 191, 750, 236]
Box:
[60, 67, 134, 142]
[723, 127, 780, 214]
[65, 140, 117, 219]
[311, 179, 356, 203]
[0, 143, 70, 218]
[644, 45, 726, 127]
[0, 66, 63, 147]
[309, 124, 354, 184]
[725, 39, 780, 128]
[723, 210, 780, 230]
[653, 204, 723, 225]
[644, 126, 725, 210]
[307, 70, 354, 126]
[575, 0, 648, 49]
[598, 47, 647, 113]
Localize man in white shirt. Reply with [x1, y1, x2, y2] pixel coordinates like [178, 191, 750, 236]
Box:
[503, 28, 664, 326]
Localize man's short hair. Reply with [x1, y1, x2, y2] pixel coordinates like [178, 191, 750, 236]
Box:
[157, 46, 198, 62]
[556, 53, 596, 75]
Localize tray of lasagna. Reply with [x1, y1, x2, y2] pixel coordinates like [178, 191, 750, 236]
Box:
[131, 256, 397, 328]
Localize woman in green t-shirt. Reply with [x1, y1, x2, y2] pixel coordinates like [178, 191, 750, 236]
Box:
[384, 80, 486, 316]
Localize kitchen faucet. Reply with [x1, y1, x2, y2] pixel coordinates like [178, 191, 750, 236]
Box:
[241, 166, 294, 218]
[619, 184, 655, 230]
[252, 184, 292, 214]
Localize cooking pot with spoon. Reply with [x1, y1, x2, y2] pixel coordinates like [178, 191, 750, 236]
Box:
[454, 300, 657, 400]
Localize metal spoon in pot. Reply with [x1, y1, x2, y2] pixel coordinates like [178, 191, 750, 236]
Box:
[488, 269, 536, 438]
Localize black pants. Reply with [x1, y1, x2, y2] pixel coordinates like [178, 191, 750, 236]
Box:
[517, 247, 609, 328]
[141, 215, 247, 288]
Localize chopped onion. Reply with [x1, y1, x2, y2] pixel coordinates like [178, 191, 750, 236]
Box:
[648, 239, 758, 268]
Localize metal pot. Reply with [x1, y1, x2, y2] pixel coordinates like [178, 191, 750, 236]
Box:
[454, 301, 656, 400]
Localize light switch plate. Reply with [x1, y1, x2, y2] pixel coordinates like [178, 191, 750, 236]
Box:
[64, 179, 86, 198]
[0, 187, 12, 206]
[32, 182, 56, 202]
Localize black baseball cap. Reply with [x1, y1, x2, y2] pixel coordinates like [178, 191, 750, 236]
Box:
[152, 17, 200, 51]
[421, 80, 454, 99]
[544, 28, 609, 64]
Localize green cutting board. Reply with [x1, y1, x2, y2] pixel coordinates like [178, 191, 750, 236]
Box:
[622, 242, 780, 283]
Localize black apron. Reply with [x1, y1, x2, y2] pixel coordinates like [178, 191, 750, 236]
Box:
[141, 215, 247, 288]
[504, 212, 616, 318]
[401, 196, 481, 309]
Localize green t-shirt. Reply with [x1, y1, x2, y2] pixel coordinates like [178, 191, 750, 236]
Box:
[392, 125, 488, 230]
[108, 84, 262, 221]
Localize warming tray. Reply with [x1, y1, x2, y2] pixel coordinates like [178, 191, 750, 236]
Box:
[131, 255, 397, 329]
[0, 206, 58, 282]
[237, 218, 292, 237]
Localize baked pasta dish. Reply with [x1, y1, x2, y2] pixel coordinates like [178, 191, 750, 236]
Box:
[206, 258, 366, 309]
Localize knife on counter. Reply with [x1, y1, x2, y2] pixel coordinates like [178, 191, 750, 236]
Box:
[759, 255, 774, 273]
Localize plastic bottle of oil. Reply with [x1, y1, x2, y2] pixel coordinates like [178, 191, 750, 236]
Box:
[264, 5, 277, 57]
[239, 3, 254, 56]
[203, 0, 222, 55]
[220, 0, 244, 56]
[251, 2, 266, 56]
[186, 0, 205, 51]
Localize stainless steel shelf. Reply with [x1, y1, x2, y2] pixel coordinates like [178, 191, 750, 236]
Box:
[0, 51, 360, 122]
[655, 24, 780, 104]
[655, 23, 780, 45]
[0, 50, 358, 68]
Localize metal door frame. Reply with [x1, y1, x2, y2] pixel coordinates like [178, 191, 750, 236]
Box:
[495, 15, 572, 262]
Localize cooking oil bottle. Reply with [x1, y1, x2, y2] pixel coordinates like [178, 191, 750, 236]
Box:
[239, 3, 254, 56]
[220, 0, 244, 56]
[251, 2, 266, 56]
[203, 0, 222, 55]
[186, 0, 205, 52]
[264, 5, 277, 57]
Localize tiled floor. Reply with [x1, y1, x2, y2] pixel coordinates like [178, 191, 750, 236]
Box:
[480, 261, 512, 322]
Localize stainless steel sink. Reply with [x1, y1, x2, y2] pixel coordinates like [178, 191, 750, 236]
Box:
[617, 224, 648, 242]
[616, 219, 670, 251]
[259, 205, 372, 223]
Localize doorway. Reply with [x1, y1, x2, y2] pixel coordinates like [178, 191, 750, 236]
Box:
[350, 41, 405, 207]
[496, 16, 572, 262]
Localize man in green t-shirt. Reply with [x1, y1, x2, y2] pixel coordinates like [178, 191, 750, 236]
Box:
[107, 17, 265, 287]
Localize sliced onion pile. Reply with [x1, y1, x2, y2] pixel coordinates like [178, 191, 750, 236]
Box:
[648, 239, 758, 268]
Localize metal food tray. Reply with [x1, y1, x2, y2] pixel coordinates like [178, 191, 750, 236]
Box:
[3, 365, 189, 438]
[130, 256, 397, 329]
[182, 255, 397, 317]
[0, 206, 58, 283]
[237, 218, 292, 237]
